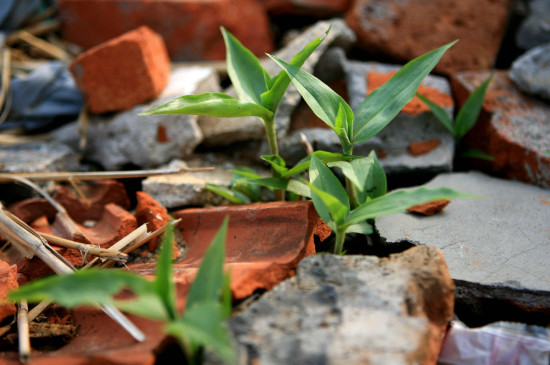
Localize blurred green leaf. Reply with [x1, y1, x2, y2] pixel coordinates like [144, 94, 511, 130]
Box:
[205, 183, 251, 204]
[461, 147, 495, 161]
[416, 92, 455, 135]
[154, 226, 177, 319]
[244, 177, 311, 198]
[455, 75, 492, 141]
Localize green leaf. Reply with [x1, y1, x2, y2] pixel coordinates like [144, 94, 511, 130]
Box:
[346, 222, 373, 234]
[353, 41, 457, 143]
[283, 151, 359, 178]
[185, 217, 228, 310]
[140, 93, 273, 121]
[167, 303, 235, 365]
[9, 269, 169, 321]
[327, 160, 362, 192]
[262, 28, 328, 111]
[244, 177, 311, 198]
[205, 183, 251, 204]
[347, 186, 471, 225]
[262, 154, 289, 176]
[309, 155, 349, 225]
[154, 227, 177, 319]
[231, 167, 262, 202]
[365, 151, 387, 200]
[455, 75, 492, 141]
[221, 27, 269, 105]
[461, 147, 495, 161]
[268, 55, 353, 130]
[416, 92, 455, 135]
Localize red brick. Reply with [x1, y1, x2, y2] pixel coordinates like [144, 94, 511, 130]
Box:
[70, 26, 170, 113]
[451, 71, 550, 188]
[59, 0, 273, 61]
[54, 180, 131, 223]
[408, 139, 441, 156]
[345, 0, 512, 75]
[0, 259, 18, 323]
[259, 0, 352, 16]
[135, 191, 170, 251]
[407, 199, 450, 216]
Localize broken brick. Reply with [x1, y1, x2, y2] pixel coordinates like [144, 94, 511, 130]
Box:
[451, 71, 550, 188]
[0, 259, 18, 323]
[70, 26, 170, 113]
[407, 199, 451, 216]
[54, 180, 131, 223]
[260, 0, 352, 16]
[59, 0, 273, 61]
[135, 191, 171, 252]
[346, 0, 512, 75]
[408, 139, 442, 156]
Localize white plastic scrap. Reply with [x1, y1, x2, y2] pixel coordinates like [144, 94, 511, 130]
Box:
[439, 320, 550, 365]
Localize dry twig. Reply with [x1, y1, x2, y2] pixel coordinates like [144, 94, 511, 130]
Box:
[17, 300, 30, 363]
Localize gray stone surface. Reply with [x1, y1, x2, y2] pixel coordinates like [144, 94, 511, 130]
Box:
[510, 43, 550, 101]
[516, 0, 550, 50]
[142, 158, 270, 208]
[0, 142, 79, 173]
[376, 172, 550, 310]
[225, 246, 454, 365]
[53, 66, 217, 170]
[199, 18, 356, 147]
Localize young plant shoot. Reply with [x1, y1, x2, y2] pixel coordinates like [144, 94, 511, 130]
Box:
[269, 40, 457, 207]
[141, 27, 329, 200]
[416, 75, 493, 160]
[9, 219, 235, 365]
[308, 155, 471, 255]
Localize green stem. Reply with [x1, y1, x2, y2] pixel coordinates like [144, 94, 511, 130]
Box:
[345, 176, 359, 209]
[333, 229, 346, 255]
[263, 117, 285, 201]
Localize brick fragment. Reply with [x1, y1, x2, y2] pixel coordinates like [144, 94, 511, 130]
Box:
[451, 71, 550, 188]
[70, 26, 170, 113]
[345, 0, 512, 75]
[59, 0, 273, 61]
[0, 260, 18, 323]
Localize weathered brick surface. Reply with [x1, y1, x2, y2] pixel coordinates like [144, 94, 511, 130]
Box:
[59, 0, 273, 61]
[70, 26, 170, 114]
[451, 71, 550, 188]
[345, 0, 512, 75]
[0, 260, 18, 323]
[259, 0, 352, 16]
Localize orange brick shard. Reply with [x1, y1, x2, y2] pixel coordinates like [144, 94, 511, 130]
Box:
[70, 26, 170, 114]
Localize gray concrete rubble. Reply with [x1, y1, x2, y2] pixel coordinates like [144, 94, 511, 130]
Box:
[225, 246, 454, 365]
[53, 66, 217, 170]
[199, 18, 356, 146]
[509, 42, 550, 102]
[142, 158, 270, 209]
[376, 171, 550, 313]
[515, 0, 550, 50]
[0, 142, 79, 173]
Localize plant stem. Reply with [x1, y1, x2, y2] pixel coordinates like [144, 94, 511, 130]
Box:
[333, 229, 346, 255]
[262, 117, 285, 201]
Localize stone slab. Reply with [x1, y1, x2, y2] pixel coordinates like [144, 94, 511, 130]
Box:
[509, 42, 550, 101]
[225, 246, 454, 364]
[376, 172, 550, 311]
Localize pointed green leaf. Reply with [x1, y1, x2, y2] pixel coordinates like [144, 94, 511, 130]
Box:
[230, 167, 262, 202]
[455, 75, 492, 141]
[221, 27, 268, 104]
[185, 217, 228, 310]
[205, 183, 251, 204]
[348, 187, 472, 225]
[262, 154, 289, 176]
[113, 294, 170, 321]
[268, 55, 353, 130]
[262, 28, 328, 111]
[416, 92, 455, 135]
[8, 269, 169, 320]
[461, 147, 494, 161]
[154, 227, 177, 319]
[140, 93, 273, 121]
[353, 41, 457, 143]
[309, 155, 349, 225]
[229, 168, 262, 179]
[283, 151, 359, 178]
[346, 222, 373, 235]
[167, 303, 235, 365]
[244, 177, 311, 198]
[365, 151, 387, 200]
[327, 160, 361, 191]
